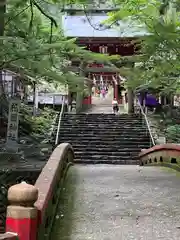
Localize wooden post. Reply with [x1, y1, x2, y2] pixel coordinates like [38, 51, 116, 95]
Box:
[6, 182, 39, 240]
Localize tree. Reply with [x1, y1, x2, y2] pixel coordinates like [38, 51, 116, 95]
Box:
[107, 0, 180, 97]
[0, 0, 119, 119]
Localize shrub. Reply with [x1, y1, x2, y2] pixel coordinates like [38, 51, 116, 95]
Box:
[165, 125, 180, 143]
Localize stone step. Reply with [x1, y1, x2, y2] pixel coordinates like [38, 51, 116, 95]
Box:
[59, 132, 148, 136]
[60, 125, 147, 129]
[62, 120, 143, 124]
[60, 126, 147, 131]
[61, 116, 144, 122]
[73, 147, 141, 152]
[62, 115, 141, 119]
[60, 126, 147, 133]
[63, 113, 140, 116]
[74, 159, 138, 164]
[63, 115, 141, 119]
[74, 156, 139, 164]
[61, 128, 145, 132]
[75, 151, 139, 156]
[60, 127, 147, 131]
[59, 136, 150, 140]
[59, 141, 150, 148]
[61, 125, 145, 129]
[69, 143, 150, 147]
[59, 137, 150, 141]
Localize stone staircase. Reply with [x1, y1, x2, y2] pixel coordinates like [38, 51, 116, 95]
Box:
[59, 113, 151, 164]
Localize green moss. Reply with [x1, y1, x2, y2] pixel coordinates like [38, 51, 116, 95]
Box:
[147, 162, 180, 175]
[50, 167, 78, 240]
[159, 164, 180, 176]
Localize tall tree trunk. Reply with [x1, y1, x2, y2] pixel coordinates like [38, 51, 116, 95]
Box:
[0, 0, 7, 117]
[127, 87, 134, 114]
[0, 0, 5, 36]
[33, 83, 38, 116]
[76, 61, 86, 112]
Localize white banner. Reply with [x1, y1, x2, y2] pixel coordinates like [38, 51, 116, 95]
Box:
[27, 94, 68, 104]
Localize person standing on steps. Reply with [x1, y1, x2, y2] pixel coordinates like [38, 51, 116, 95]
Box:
[101, 88, 106, 99]
[112, 98, 119, 114]
[71, 99, 76, 112]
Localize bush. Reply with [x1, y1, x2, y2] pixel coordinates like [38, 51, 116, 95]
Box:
[165, 125, 180, 143]
[19, 105, 56, 135]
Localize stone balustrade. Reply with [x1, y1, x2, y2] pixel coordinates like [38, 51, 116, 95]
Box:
[0, 143, 74, 240]
[139, 144, 180, 171]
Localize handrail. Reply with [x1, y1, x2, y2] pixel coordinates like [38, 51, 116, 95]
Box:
[55, 97, 65, 145]
[136, 97, 156, 146]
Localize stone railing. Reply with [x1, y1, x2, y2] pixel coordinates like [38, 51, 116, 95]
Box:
[0, 143, 74, 240]
[139, 144, 180, 171]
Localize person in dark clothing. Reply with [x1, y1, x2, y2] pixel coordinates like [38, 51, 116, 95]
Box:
[112, 98, 119, 114]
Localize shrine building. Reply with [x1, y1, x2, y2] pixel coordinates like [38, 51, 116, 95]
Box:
[62, 3, 147, 105]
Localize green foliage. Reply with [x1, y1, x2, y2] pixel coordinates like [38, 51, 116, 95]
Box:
[1, 0, 115, 92]
[166, 124, 180, 143]
[106, 0, 180, 94]
[20, 105, 56, 135]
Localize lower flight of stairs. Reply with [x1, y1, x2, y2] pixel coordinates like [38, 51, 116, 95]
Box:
[58, 113, 151, 164]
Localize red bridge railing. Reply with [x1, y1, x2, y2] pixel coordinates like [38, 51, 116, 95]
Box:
[0, 143, 74, 240]
[139, 143, 180, 170]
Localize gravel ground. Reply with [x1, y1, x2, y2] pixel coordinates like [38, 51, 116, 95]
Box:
[52, 165, 180, 240]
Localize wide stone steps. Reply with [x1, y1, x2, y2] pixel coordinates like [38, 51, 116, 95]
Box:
[58, 113, 151, 164]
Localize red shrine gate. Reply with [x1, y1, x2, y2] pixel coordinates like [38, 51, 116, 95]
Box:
[88, 71, 126, 103]
[62, 11, 141, 107]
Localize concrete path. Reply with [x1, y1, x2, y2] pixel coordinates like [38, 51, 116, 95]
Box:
[88, 96, 127, 114]
[51, 165, 180, 240]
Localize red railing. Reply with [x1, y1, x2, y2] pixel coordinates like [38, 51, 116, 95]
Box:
[139, 143, 180, 168]
[0, 143, 74, 240]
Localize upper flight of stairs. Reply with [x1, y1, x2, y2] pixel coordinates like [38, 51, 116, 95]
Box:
[58, 113, 151, 164]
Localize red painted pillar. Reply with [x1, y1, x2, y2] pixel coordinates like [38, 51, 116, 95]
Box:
[89, 95, 92, 104]
[114, 84, 118, 100]
[6, 182, 39, 240]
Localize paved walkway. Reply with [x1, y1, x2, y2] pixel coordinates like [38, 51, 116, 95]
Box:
[88, 96, 127, 114]
[51, 165, 180, 240]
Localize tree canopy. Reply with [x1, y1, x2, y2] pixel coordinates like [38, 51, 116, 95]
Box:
[1, 0, 118, 93]
[105, 0, 180, 94]
[2, 0, 179, 95]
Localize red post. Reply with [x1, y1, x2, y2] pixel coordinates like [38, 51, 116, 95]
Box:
[87, 96, 92, 105]
[6, 182, 39, 240]
[114, 84, 118, 100]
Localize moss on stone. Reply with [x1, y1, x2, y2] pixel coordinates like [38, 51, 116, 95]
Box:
[50, 167, 78, 240]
